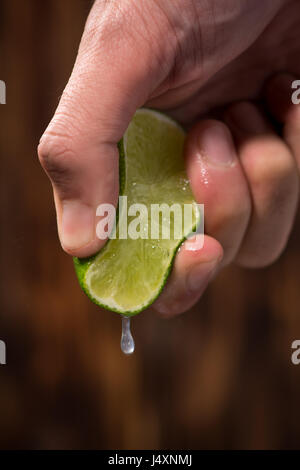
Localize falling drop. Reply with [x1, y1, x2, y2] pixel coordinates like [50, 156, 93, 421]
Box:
[121, 316, 135, 355]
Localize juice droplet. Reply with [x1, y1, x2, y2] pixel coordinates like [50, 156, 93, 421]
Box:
[121, 316, 135, 355]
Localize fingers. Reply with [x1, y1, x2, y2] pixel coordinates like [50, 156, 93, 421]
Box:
[153, 101, 299, 316]
[225, 101, 299, 267]
[153, 119, 251, 316]
[185, 120, 251, 266]
[152, 236, 223, 316]
[38, 0, 170, 257]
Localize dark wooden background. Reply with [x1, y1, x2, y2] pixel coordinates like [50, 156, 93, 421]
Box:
[1, 0, 300, 449]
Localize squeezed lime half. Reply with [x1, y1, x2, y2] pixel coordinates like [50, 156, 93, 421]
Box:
[74, 109, 199, 316]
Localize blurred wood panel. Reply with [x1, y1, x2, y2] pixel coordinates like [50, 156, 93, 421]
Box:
[1, 0, 300, 449]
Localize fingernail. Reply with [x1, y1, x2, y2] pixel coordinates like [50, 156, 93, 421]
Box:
[227, 102, 267, 134]
[199, 122, 236, 167]
[186, 259, 219, 293]
[60, 202, 94, 251]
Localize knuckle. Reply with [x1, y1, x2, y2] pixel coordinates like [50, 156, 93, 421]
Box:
[38, 133, 76, 183]
[244, 138, 296, 189]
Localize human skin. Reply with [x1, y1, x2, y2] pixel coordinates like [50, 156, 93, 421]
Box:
[38, 0, 300, 315]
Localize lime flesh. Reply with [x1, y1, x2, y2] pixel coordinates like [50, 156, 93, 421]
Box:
[74, 109, 198, 316]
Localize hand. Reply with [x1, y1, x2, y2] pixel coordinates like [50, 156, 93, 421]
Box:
[38, 0, 300, 315]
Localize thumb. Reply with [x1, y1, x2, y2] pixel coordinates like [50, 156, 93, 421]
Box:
[38, 0, 166, 257]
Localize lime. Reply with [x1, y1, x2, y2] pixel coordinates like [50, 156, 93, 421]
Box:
[74, 109, 199, 316]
